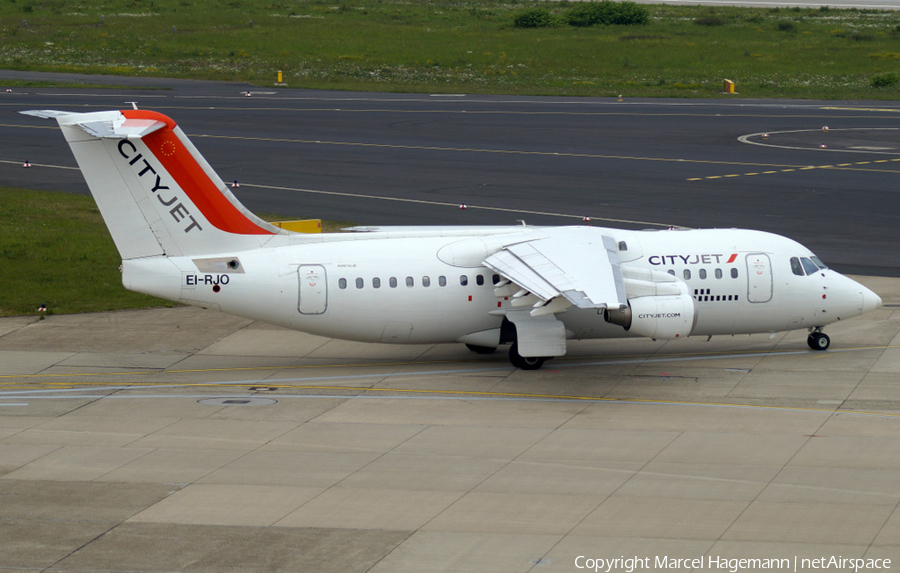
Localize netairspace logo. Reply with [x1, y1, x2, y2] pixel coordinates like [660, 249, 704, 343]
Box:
[574, 556, 892, 573]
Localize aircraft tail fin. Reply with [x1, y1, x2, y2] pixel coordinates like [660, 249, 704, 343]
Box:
[22, 109, 285, 259]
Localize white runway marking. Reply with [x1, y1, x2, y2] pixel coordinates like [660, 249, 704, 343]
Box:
[739, 128, 900, 154]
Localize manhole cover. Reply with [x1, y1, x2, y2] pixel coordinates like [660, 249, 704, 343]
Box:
[198, 397, 277, 406]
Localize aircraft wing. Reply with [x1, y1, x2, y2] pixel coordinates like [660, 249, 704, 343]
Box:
[483, 227, 627, 314]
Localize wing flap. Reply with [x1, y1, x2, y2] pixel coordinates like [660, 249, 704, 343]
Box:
[483, 248, 559, 301]
[484, 227, 627, 311]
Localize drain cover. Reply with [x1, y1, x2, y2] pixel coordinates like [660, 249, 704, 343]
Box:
[198, 397, 277, 406]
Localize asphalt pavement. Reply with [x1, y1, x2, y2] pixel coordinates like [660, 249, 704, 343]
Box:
[2, 71, 899, 276]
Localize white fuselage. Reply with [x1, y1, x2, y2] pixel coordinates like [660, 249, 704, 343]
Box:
[122, 226, 876, 347]
[30, 108, 882, 369]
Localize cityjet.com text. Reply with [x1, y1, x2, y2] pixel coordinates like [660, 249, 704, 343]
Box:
[574, 556, 891, 573]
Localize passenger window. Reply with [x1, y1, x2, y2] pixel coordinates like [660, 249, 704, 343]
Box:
[476, 275, 485, 286]
[338, 278, 347, 289]
[355, 278, 364, 289]
[618, 241, 628, 251]
[439, 276, 447, 287]
[801, 257, 820, 275]
[422, 276, 431, 287]
[683, 269, 691, 280]
[460, 275, 468, 286]
[731, 268, 738, 279]
[667, 269, 675, 276]
[492, 274, 501, 285]
[715, 268, 723, 279]
[389, 277, 398, 288]
[406, 276, 414, 287]
[372, 277, 381, 289]
[699, 269, 707, 280]
[790, 257, 804, 276]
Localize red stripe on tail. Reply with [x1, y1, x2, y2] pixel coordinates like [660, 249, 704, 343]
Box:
[123, 110, 274, 236]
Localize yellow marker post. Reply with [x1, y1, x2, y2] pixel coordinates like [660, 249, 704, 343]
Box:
[277, 70, 283, 84]
[723, 79, 735, 94]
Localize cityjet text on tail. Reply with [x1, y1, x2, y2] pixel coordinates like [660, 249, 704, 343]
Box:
[22, 109, 882, 369]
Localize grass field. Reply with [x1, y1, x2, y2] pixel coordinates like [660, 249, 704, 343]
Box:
[0, 187, 171, 316]
[2, 1, 900, 98]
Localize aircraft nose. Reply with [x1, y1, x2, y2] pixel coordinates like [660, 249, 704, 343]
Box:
[861, 286, 882, 314]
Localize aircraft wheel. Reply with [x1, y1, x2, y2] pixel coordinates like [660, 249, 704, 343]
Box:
[808, 332, 830, 351]
[466, 343, 497, 355]
[508, 342, 546, 370]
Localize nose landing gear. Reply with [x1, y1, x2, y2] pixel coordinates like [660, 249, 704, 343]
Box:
[807, 328, 831, 351]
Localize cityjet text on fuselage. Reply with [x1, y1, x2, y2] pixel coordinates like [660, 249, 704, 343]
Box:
[648, 253, 738, 266]
[117, 139, 203, 234]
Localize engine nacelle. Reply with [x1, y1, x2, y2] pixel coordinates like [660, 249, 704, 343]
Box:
[604, 293, 695, 340]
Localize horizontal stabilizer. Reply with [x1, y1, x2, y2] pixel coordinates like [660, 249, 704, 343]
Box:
[22, 109, 167, 139]
[78, 117, 167, 139]
[20, 110, 70, 119]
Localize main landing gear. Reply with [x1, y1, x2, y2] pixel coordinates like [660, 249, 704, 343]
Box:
[807, 328, 831, 351]
[508, 342, 548, 370]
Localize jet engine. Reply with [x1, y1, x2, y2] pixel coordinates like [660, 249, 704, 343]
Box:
[604, 293, 696, 340]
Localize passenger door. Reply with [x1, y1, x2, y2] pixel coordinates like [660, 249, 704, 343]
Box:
[746, 253, 773, 303]
[298, 265, 327, 315]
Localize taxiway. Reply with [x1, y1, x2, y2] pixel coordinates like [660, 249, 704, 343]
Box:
[3, 72, 900, 275]
[1, 277, 897, 571]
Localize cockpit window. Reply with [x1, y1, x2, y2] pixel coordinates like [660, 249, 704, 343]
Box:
[800, 257, 820, 275]
[810, 256, 828, 270]
[790, 257, 804, 276]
